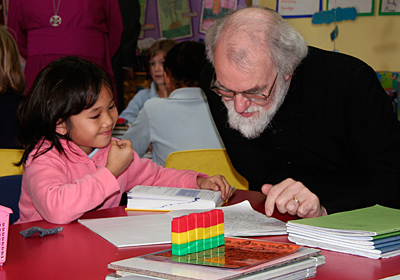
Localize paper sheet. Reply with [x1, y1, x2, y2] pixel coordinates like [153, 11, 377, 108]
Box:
[78, 201, 286, 247]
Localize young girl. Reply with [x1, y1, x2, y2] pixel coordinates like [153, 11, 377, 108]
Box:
[119, 39, 177, 123]
[16, 56, 233, 224]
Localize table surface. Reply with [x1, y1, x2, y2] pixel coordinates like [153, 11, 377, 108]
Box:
[1, 190, 400, 280]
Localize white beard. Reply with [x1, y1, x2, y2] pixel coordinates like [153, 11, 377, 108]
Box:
[224, 78, 289, 139]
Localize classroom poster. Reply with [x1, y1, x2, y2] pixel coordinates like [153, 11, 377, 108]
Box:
[277, 0, 322, 18]
[157, 0, 193, 40]
[379, 0, 400, 15]
[376, 71, 400, 119]
[200, 0, 237, 33]
[327, 0, 374, 16]
[138, 0, 149, 38]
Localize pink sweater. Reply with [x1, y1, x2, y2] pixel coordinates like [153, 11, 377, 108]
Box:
[18, 139, 205, 224]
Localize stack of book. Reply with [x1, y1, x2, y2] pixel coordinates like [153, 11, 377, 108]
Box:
[125, 185, 226, 211]
[287, 204, 400, 259]
[107, 237, 325, 280]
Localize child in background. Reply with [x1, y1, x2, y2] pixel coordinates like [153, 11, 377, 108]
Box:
[16, 56, 233, 224]
[0, 26, 26, 148]
[123, 41, 225, 166]
[119, 39, 177, 124]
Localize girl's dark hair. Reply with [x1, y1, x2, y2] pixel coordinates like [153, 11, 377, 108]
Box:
[17, 56, 114, 165]
[164, 41, 207, 88]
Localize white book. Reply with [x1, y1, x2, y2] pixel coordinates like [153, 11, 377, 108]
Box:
[286, 224, 394, 243]
[288, 235, 400, 259]
[107, 263, 318, 280]
[126, 185, 225, 211]
[107, 247, 324, 280]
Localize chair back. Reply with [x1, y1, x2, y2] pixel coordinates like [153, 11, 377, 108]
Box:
[165, 149, 249, 190]
[0, 149, 24, 224]
[0, 149, 24, 177]
[0, 175, 22, 224]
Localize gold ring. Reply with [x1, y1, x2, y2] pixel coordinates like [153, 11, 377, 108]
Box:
[293, 197, 300, 204]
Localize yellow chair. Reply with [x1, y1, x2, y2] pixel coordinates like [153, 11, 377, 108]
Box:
[0, 149, 24, 177]
[0, 149, 24, 224]
[164, 149, 249, 190]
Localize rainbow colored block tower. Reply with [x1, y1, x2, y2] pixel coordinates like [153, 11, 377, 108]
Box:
[171, 209, 224, 256]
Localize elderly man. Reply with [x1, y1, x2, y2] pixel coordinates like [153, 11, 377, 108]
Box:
[203, 6, 400, 218]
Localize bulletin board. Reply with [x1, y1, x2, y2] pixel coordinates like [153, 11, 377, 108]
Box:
[157, 0, 193, 40]
[138, 0, 148, 38]
[138, 0, 247, 42]
[277, 0, 322, 18]
[200, 0, 237, 34]
[327, 0, 374, 16]
[379, 0, 400, 15]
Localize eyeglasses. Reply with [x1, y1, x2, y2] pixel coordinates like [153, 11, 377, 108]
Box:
[210, 72, 278, 103]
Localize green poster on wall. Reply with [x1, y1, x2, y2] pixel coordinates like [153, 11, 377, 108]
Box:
[157, 0, 193, 39]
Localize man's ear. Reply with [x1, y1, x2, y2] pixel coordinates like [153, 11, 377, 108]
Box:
[55, 120, 67, 136]
[284, 74, 292, 82]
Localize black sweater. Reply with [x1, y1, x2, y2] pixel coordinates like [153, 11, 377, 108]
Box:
[203, 46, 400, 214]
[0, 89, 24, 148]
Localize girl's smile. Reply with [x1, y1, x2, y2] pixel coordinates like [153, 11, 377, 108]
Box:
[57, 86, 118, 155]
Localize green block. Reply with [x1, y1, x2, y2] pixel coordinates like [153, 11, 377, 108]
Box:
[195, 239, 205, 252]
[172, 243, 188, 256]
[204, 237, 212, 250]
[217, 234, 225, 246]
[211, 236, 219, 248]
[187, 240, 197, 254]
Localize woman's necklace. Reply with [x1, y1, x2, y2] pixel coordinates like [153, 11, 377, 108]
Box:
[49, 0, 62, 27]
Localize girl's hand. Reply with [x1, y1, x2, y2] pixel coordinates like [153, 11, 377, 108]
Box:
[197, 175, 234, 200]
[106, 140, 134, 177]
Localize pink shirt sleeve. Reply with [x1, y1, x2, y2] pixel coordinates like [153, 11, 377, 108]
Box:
[20, 153, 120, 224]
[121, 151, 208, 193]
[19, 141, 208, 224]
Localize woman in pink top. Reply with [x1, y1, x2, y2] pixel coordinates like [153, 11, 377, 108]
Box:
[16, 56, 233, 224]
[8, 0, 123, 91]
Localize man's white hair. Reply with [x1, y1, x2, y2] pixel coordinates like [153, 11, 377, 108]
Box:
[205, 6, 308, 77]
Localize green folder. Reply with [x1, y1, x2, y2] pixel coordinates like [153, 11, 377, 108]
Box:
[287, 205, 400, 236]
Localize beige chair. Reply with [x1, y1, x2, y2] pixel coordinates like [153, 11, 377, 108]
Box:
[164, 149, 248, 190]
[0, 149, 24, 177]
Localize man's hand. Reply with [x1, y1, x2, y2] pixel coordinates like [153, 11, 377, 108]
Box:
[262, 178, 327, 218]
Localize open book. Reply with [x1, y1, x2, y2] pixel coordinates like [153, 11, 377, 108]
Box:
[126, 185, 225, 211]
[78, 201, 287, 248]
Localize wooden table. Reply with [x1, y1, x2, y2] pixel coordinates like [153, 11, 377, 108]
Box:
[1, 190, 400, 280]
